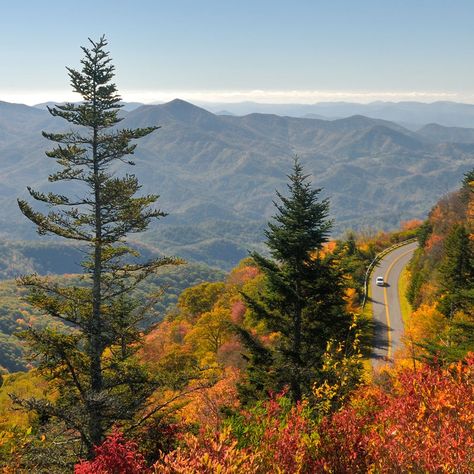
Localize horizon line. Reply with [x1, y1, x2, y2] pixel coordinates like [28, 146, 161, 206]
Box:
[2, 89, 474, 107]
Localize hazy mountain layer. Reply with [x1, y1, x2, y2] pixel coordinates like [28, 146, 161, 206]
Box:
[1, 99, 472, 269]
[201, 100, 474, 129]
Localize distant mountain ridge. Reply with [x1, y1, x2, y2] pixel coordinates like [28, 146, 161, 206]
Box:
[417, 123, 474, 144]
[201, 100, 474, 129]
[0, 99, 472, 269]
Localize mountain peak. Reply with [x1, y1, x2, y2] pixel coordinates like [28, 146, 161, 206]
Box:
[166, 98, 192, 106]
[162, 98, 212, 115]
[337, 114, 376, 124]
[158, 98, 224, 128]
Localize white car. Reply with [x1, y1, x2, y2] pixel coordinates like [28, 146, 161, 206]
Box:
[376, 276, 384, 286]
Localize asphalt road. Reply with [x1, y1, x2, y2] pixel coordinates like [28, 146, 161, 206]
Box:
[370, 241, 418, 367]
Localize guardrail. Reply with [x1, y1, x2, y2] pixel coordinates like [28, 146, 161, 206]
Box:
[362, 238, 417, 309]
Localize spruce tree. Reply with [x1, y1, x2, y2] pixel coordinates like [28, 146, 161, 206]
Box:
[463, 167, 474, 187]
[15, 36, 181, 458]
[240, 158, 352, 402]
[438, 224, 474, 317]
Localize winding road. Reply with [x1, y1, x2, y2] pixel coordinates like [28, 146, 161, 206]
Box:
[370, 241, 418, 367]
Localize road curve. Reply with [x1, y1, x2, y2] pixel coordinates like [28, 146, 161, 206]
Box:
[370, 241, 418, 367]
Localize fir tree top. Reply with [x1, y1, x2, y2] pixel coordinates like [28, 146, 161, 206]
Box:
[266, 157, 332, 266]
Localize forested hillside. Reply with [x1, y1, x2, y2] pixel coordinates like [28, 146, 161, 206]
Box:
[2, 165, 469, 471]
[1, 168, 472, 472]
[3, 215, 471, 472]
[404, 169, 474, 362]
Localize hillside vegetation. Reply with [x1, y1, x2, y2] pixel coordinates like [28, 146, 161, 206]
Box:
[2, 218, 471, 472]
[0, 264, 224, 373]
[1, 181, 471, 472]
[404, 170, 474, 363]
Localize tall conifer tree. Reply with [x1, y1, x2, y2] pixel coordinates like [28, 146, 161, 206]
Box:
[438, 224, 474, 317]
[16, 36, 181, 458]
[240, 158, 352, 402]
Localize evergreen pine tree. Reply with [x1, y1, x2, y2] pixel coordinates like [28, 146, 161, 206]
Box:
[463, 167, 474, 187]
[438, 224, 474, 317]
[15, 36, 181, 458]
[240, 158, 352, 402]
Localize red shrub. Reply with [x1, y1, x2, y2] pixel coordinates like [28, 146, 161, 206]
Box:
[75, 430, 149, 474]
[317, 355, 474, 472]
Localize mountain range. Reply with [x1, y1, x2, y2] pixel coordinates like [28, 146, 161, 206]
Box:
[201, 100, 474, 129]
[0, 99, 473, 269]
[32, 99, 474, 129]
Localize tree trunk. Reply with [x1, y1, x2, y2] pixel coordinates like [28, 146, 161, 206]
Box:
[89, 122, 104, 454]
[292, 277, 302, 401]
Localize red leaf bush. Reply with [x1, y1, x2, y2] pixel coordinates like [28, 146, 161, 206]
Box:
[75, 429, 149, 474]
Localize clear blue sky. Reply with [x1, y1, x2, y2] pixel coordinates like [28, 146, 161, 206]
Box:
[1, 0, 474, 104]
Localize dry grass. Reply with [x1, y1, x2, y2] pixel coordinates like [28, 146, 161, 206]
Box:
[398, 267, 413, 325]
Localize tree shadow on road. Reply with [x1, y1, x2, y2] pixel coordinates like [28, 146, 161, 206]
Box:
[364, 296, 394, 363]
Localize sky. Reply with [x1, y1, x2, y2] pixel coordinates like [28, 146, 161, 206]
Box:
[1, 0, 474, 105]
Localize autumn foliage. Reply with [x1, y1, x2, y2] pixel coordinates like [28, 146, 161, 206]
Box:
[318, 355, 474, 473]
[75, 354, 474, 473]
[154, 355, 474, 473]
[405, 173, 473, 362]
[5, 185, 473, 472]
[155, 430, 260, 473]
[154, 391, 318, 473]
[74, 430, 149, 474]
